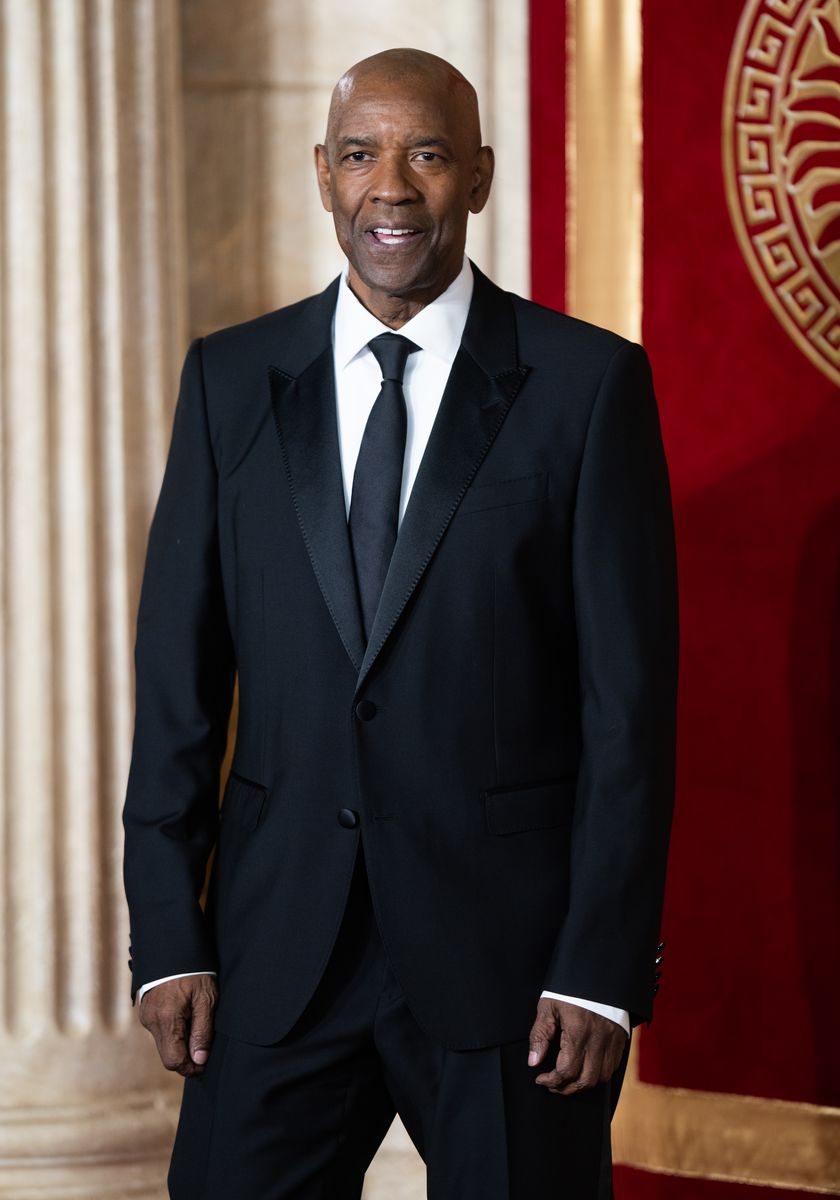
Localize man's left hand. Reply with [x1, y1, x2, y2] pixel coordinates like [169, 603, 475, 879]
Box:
[527, 998, 627, 1095]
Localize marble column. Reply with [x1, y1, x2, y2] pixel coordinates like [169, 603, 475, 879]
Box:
[1, 0, 187, 1193]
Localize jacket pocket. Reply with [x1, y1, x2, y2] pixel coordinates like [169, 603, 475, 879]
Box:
[221, 770, 268, 831]
[483, 776, 576, 835]
[456, 470, 549, 516]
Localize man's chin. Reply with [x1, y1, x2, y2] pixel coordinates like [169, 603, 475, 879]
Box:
[351, 262, 429, 300]
[348, 255, 457, 305]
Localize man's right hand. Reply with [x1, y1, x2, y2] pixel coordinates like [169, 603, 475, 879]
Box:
[138, 975, 219, 1077]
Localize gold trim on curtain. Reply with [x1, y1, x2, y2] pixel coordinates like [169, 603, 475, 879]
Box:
[614, 1041, 840, 1192]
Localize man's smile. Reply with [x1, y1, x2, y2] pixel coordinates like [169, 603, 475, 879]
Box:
[364, 226, 426, 247]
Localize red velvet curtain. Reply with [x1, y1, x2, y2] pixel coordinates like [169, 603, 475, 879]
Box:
[530, 1, 840, 1194]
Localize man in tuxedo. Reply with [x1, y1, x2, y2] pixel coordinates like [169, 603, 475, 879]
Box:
[123, 47, 678, 1198]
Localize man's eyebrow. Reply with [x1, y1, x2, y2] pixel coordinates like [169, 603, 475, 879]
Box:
[406, 137, 451, 149]
[336, 135, 453, 151]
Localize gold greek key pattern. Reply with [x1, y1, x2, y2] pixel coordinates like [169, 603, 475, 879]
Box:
[770, 0, 808, 16]
[741, 177, 780, 223]
[737, 68, 778, 119]
[756, 224, 803, 278]
[723, 0, 840, 386]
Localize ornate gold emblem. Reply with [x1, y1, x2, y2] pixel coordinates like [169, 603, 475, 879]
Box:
[724, 0, 840, 385]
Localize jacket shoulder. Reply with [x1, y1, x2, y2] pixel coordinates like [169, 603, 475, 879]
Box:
[510, 293, 634, 372]
[199, 281, 339, 377]
[183, 283, 338, 454]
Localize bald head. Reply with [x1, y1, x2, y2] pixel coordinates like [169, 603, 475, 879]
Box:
[325, 49, 482, 152]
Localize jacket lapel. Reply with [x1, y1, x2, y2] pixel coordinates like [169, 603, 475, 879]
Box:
[269, 281, 368, 674]
[356, 265, 530, 693]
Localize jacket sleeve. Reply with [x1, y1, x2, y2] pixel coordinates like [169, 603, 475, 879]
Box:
[541, 340, 679, 1026]
[122, 338, 236, 1005]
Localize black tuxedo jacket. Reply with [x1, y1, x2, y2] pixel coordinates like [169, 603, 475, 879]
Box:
[123, 263, 679, 1049]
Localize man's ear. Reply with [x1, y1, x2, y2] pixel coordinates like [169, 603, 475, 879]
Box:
[314, 144, 333, 213]
[469, 145, 495, 215]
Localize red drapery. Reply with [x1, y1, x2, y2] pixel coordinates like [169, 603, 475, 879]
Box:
[529, 1, 840, 1193]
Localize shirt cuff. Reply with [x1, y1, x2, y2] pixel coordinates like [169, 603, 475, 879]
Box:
[539, 990, 631, 1036]
[137, 971, 218, 1004]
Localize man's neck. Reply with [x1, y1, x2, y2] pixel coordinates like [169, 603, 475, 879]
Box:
[344, 265, 462, 329]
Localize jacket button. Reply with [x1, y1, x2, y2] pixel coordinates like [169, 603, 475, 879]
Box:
[338, 808, 359, 829]
[355, 700, 377, 721]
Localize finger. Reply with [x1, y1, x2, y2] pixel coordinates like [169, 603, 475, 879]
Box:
[527, 1008, 559, 1067]
[600, 1035, 628, 1082]
[188, 991, 216, 1066]
[154, 1015, 192, 1074]
[540, 1048, 602, 1095]
[541, 1034, 624, 1094]
[582, 1043, 606, 1090]
[536, 1026, 585, 1088]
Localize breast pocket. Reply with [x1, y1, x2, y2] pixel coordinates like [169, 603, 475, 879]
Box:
[456, 470, 549, 517]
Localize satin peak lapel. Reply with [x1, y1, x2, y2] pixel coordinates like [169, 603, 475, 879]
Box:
[269, 344, 367, 674]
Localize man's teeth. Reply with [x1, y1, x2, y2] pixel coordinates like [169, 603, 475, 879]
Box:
[372, 228, 417, 242]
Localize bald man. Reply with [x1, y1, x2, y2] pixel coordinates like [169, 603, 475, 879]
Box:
[123, 48, 678, 1199]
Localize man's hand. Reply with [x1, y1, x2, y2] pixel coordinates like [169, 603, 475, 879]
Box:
[138, 975, 219, 1077]
[527, 998, 627, 1095]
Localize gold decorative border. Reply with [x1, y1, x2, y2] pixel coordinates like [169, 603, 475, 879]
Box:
[565, 0, 840, 1191]
[721, 0, 840, 389]
[614, 1041, 840, 1192]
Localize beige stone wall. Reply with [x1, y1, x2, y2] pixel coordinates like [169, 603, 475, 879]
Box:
[180, 0, 530, 339]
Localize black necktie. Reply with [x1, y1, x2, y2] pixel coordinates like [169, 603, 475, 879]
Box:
[348, 332, 419, 643]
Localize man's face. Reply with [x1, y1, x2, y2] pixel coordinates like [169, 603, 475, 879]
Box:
[315, 74, 493, 313]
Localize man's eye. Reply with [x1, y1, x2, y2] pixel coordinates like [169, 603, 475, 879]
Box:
[346, 151, 371, 162]
[415, 152, 439, 162]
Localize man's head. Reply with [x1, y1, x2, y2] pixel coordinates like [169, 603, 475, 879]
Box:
[315, 49, 494, 326]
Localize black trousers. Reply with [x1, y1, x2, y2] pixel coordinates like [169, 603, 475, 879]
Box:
[168, 844, 630, 1199]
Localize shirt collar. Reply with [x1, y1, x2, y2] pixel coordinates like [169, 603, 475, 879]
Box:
[333, 256, 474, 371]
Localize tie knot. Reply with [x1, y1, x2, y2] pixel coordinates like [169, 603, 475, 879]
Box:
[368, 333, 419, 383]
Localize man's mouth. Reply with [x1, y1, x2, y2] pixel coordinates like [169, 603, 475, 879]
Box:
[365, 227, 424, 246]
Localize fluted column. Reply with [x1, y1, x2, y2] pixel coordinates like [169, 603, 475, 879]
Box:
[1, 0, 187, 1193]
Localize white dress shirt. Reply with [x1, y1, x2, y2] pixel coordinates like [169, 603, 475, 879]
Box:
[139, 258, 631, 1038]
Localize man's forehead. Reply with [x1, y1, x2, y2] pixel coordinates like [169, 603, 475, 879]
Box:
[334, 80, 453, 116]
[333, 103, 452, 135]
[329, 80, 468, 144]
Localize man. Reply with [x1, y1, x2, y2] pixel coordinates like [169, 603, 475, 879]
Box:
[123, 48, 678, 1198]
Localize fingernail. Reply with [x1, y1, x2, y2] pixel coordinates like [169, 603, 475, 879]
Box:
[528, 1050, 539, 1067]
[192, 1048, 208, 1065]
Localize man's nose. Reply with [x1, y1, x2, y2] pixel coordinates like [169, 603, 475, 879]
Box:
[369, 155, 420, 205]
